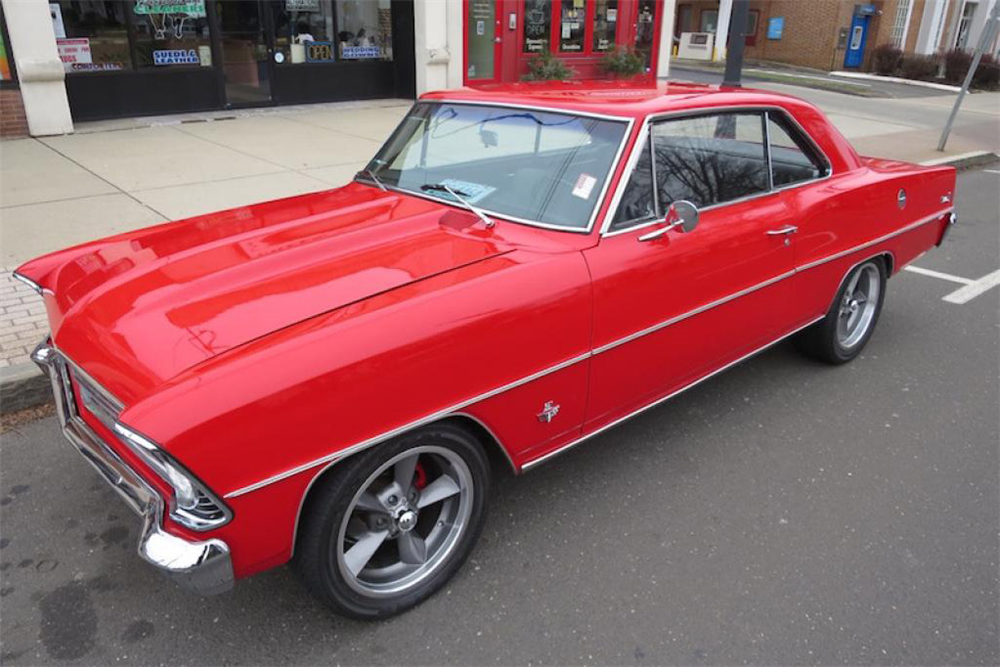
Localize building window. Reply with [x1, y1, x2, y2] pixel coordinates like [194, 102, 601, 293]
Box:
[889, 0, 912, 48]
[336, 0, 393, 60]
[132, 0, 212, 68]
[955, 1, 978, 50]
[635, 0, 657, 68]
[700, 9, 718, 33]
[273, 0, 336, 64]
[558, 0, 586, 52]
[593, 0, 619, 52]
[53, 1, 133, 72]
[523, 0, 552, 53]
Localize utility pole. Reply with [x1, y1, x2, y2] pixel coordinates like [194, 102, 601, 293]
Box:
[938, 0, 1000, 151]
[722, 0, 751, 87]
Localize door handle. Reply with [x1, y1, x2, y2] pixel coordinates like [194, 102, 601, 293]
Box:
[766, 225, 798, 235]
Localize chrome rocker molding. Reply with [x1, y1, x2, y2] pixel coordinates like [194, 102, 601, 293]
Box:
[32, 341, 234, 595]
[522, 314, 825, 470]
[227, 205, 952, 498]
[12, 271, 50, 296]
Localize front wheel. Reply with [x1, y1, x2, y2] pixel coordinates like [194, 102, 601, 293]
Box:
[294, 423, 490, 619]
[796, 258, 887, 364]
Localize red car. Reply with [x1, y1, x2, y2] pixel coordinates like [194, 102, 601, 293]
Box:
[15, 82, 956, 619]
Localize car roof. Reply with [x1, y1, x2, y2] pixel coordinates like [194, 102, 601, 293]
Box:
[419, 80, 811, 121]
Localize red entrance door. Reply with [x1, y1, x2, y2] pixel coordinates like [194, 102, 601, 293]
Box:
[465, 0, 503, 84]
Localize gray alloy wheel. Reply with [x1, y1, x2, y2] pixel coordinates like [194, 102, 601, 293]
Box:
[795, 257, 887, 365]
[335, 445, 474, 597]
[294, 423, 490, 619]
[836, 262, 881, 349]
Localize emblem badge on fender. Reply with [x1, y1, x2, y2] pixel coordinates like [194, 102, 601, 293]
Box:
[537, 401, 560, 423]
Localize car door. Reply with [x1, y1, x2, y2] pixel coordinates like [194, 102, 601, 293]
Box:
[582, 110, 801, 433]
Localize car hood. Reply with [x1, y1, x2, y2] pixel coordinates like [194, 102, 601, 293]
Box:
[22, 186, 513, 404]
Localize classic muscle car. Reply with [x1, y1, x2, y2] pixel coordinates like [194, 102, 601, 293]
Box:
[15, 82, 956, 618]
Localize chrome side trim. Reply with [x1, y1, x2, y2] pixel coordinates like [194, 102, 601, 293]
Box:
[375, 99, 635, 235]
[521, 315, 825, 471]
[599, 105, 835, 237]
[223, 350, 592, 498]
[229, 208, 948, 498]
[593, 269, 796, 355]
[12, 271, 51, 296]
[795, 207, 952, 273]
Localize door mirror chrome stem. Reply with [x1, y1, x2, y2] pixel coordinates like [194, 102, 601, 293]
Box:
[638, 200, 699, 242]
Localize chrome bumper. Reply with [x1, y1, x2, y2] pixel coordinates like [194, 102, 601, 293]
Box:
[937, 211, 957, 246]
[32, 341, 234, 595]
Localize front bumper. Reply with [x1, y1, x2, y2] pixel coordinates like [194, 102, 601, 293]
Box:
[32, 341, 234, 595]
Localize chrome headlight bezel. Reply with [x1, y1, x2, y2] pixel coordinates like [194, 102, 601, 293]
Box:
[113, 422, 233, 531]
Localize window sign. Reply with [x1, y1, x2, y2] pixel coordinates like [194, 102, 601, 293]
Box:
[57, 38, 92, 71]
[50, 3, 66, 38]
[341, 45, 382, 59]
[286, 0, 320, 10]
[153, 48, 199, 65]
[305, 41, 334, 61]
[134, 0, 206, 40]
[559, 0, 585, 52]
[767, 17, 784, 40]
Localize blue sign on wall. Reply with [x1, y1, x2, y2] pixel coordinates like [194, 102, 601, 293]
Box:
[767, 17, 784, 40]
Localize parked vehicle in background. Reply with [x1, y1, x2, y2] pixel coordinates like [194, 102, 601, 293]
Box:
[15, 82, 957, 619]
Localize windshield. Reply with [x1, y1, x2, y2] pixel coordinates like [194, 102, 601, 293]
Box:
[364, 102, 629, 230]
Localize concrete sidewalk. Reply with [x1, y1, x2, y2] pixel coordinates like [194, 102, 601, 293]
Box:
[1, 91, 997, 409]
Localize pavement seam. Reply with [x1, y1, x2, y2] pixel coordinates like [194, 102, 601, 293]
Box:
[34, 138, 173, 222]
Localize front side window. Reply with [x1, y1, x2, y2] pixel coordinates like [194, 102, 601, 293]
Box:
[611, 136, 654, 230]
[367, 102, 628, 230]
[651, 112, 768, 209]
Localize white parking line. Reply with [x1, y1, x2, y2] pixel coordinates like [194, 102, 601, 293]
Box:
[903, 265, 974, 285]
[984, 169, 1000, 174]
[942, 270, 1000, 304]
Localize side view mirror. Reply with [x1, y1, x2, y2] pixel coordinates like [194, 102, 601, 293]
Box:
[638, 200, 700, 242]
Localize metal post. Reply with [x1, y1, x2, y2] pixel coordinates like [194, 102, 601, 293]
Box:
[938, 1, 1000, 151]
[722, 0, 751, 87]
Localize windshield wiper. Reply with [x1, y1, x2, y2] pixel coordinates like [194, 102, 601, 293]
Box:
[356, 166, 387, 191]
[420, 183, 496, 229]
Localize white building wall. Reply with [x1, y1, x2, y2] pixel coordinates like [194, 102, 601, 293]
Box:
[1, 0, 73, 136]
[414, 0, 465, 96]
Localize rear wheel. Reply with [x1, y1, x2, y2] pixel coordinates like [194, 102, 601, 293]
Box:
[295, 423, 490, 619]
[796, 258, 887, 364]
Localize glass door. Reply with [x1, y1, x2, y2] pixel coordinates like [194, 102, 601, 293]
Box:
[216, 0, 273, 106]
[466, 0, 501, 84]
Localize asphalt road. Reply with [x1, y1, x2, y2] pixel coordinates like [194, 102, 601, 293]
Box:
[1, 169, 997, 666]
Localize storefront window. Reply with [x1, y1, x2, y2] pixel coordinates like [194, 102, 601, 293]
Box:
[53, 1, 132, 72]
[336, 0, 393, 61]
[0, 22, 11, 81]
[273, 0, 336, 64]
[593, 0, 618, 52]
[558, 0, 585, 52]
[132, 0, 212, 68]
[523, 0, 551, 53]
[635, 0, 657, 68]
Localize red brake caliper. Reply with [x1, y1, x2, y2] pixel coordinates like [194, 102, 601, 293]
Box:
[413, 461, 428, 490]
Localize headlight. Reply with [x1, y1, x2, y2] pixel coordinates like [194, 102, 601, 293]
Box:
[113, 422, 232, 531]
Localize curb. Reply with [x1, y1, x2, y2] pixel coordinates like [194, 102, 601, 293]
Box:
[1, 362, 48, 413]
[830, 71, 963, 93]
[2, 152, 997, 415]
[920, 150, 1000, 170]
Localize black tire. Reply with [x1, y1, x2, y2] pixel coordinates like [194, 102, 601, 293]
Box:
[795, 257, 888, 365]
[294, 423, 490, 619]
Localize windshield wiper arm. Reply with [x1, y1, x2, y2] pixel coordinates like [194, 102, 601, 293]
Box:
[420, 183, 496, 229]
[356, 167, 387, 191]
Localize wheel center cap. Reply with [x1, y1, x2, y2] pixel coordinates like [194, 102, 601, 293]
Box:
[396, 509, 417, 532]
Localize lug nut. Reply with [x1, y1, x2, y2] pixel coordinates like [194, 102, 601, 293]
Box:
[387, 494, 398, 506]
